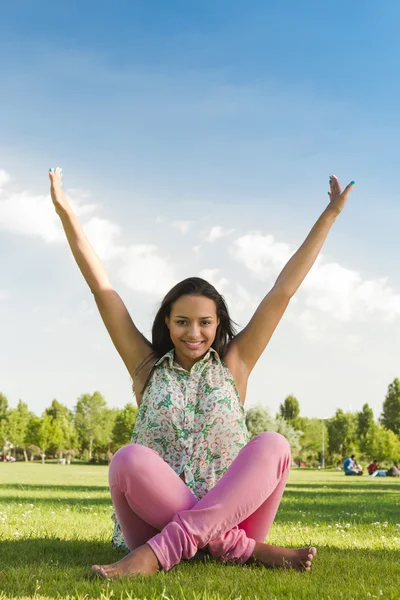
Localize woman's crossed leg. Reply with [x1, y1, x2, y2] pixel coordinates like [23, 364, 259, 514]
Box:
[92, 432, 316, 578]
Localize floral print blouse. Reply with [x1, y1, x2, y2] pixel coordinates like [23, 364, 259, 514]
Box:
[112, 346, 249, 551]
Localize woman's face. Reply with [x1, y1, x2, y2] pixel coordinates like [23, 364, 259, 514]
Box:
[166, 294, 220, 368]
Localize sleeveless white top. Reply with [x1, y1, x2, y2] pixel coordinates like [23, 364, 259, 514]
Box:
[112, 347, 249, 550]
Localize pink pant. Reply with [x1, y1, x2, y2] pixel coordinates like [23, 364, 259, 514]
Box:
[109, 431, 290, 571]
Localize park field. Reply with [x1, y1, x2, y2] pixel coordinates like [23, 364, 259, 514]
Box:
[0, 464, 399, 600]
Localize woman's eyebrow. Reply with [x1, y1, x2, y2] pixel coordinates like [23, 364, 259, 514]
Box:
[174, 315, 214, 319]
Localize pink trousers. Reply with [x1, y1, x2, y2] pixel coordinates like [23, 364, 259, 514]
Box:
[109, 431, 290, 571]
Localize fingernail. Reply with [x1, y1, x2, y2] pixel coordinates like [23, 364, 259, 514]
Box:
[350, 181, 355, 185]
[49, 168, 54, 173]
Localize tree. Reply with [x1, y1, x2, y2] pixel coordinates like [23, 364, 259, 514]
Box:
[93, 407, 119, 458]
[0, 392, 8, 420]
[5, 400, 31, 460]
[278, 395, 300, 427]
[381, 378, 400, 437]
[365, 423, 400, 463]
[111, 403, 138, 452]
[326, 409, 357, 459]
[74, 391, 109, 460]
[356, 403, 374, 454]
[297, 417, 329, 465]
[25, 414, 53, 462]
[0, 392, 9, 453]
[45, 399, 77, 459]
[246, 406, 275, 438]
[246, 405, 302, 455]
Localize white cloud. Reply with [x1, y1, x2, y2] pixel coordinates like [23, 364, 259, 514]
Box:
[0, 190, 63, 242]
[83, 217, 123, 261]
[231, 231, 400, 325]
[0, 179, 96, 244]
[117, 244, 176, 296]
[231, 232, 291, 279]
[193, 245, 201, 254]
[225, 284, 259, 325]
[204, 225, 236, 243]
[0, 171, 177, 297]
[303, 262, 400, 322]
[172, 220, 191, 234]
[198, 268, 229, 292]
[0, 170, 11, 190]
[0, 290, 9, 300]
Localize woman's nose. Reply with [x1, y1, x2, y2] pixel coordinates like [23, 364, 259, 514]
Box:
[188, 324, 200, 338]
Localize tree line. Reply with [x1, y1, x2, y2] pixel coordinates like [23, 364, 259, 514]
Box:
[1, 378, 399, 466]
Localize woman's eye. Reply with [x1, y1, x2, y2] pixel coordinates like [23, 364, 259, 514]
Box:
[202, 321, 211, 326]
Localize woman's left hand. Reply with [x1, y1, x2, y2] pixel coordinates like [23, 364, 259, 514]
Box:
[327, 175, 355, 216]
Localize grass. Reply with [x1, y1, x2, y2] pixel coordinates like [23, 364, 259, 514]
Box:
[1, 464, 400, 600]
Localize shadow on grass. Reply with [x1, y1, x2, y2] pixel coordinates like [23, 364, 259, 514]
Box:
[0, 495, 111, 507]
[0, 538, 125, 569]
[0, 483, 109, 493]
[287, 481, 400, 492]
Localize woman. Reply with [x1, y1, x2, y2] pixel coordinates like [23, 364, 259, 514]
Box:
[49, 168, 355, 577]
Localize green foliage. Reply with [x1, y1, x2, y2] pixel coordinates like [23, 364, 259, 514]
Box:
[278, 394, 300, 427]
[0, 391, 8, 419]
[364, 422, 400, 463]
[246, 405, 302, 455]
[111, 403, 138, 452]
[45, 399, 77, 457]
[246, 405, 275, 437]
[0, 391, 9, 446]
[326, 409, 357, 458]
[5, 400, 31, 452]
[380, 378, 400, 436]
[296, 417, 328, 464]
[74, 391, 108, 459]
[356, 403, 374, 453]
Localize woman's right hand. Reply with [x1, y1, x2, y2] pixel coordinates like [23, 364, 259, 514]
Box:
[49, 167, 67, 212]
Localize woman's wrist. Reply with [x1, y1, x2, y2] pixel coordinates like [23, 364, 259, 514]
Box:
[321, 204, 340, 223]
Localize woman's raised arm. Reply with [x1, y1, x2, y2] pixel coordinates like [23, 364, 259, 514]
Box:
[49, 168, 154, 389]
[225, 175, 355, 381]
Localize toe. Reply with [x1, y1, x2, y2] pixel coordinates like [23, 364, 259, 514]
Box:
[91, 565, 109, 579]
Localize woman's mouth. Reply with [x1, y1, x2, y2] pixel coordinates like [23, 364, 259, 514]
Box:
[182, 340, 205, 350]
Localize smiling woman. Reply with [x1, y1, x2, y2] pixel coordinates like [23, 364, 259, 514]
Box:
[48, 167, 355, 579]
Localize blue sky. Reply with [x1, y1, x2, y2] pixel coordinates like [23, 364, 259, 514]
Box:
[1, 1, 399, 420]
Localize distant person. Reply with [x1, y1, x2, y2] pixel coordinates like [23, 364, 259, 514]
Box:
[386, 464, 400, 477]
[367, 460, 379, 475]
[49, 168, 355, 578]
[344, 454, 362, 476]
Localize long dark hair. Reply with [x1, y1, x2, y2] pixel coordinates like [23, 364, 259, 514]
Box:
[152, 277, 237, 359]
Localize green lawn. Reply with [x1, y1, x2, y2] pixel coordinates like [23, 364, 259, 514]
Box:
[1, 464, 399, 600]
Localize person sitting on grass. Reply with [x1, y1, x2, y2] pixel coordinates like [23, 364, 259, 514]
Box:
[49, 167, 355, 579]
[367, 460, 379, 475]
[344, 454, 363, 476]
[386, 463, 400, 477]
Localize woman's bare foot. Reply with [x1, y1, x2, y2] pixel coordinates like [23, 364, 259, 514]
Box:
[249, 542, 317, 571]
[92, 543, 160, 579]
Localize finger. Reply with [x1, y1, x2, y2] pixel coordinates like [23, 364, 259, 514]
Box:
[331, 174, 342, 196]
[342, 180, 355, 198]
[329, 178, 335, 200]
